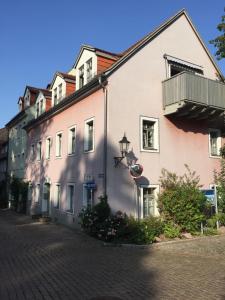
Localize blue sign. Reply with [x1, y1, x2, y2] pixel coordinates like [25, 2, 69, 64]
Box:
[202, 189, 215, 203]
[84, 183, 97, 190]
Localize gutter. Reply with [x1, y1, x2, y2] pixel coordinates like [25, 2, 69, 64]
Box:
[24, 76, 102, 131]
[98, 75, 108, 197]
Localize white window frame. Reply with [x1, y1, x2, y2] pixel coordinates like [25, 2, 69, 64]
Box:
[35, 184, 40, 203]
[56, 131, 63, 158]
[45, 137, 51, 160]
[140, 116, 159, 152]
[84, 117, 95, 153]
[54, 183, 61, 209]
[58, 83, 63, 101]
[139, 184, 160, 219]
[68, 125, 76, 156]
[82, 184, 94, 208]
[209, 129, 221, 158]
[66, 183, 75, 214]
[37, 141, 42, 161]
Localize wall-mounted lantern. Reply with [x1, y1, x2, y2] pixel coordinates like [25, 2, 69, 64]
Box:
[114, 134, 130, 167]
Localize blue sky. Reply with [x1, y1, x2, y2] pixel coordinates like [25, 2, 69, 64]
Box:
[0, 0, 224, 128]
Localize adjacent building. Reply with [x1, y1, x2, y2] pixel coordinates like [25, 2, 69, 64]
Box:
[20, 9, 225, 227]
[0, 127, 8, 182]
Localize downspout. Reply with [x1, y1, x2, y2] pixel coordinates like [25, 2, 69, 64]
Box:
[99, 75, 108, 198]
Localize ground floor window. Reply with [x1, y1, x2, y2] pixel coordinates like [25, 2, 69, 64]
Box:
[140, 185, 159, 218]
[54, 184, 61, 209]
[209, 129, 221, 157]
[43, 183, 50, 213]
[83, 185, 94, 208]
[67, 184, 75, 213]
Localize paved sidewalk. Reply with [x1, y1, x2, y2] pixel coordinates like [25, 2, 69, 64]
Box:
[0, 210, 225, 300]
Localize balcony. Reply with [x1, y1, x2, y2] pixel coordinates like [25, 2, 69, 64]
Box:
[162, 72, 225, 120]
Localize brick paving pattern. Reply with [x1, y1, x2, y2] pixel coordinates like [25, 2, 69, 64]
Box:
[0, 210, 225, 300]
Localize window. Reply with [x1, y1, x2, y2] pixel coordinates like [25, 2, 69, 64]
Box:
[37, 141, 42, 161]
[68, 126, 76, 155]
[40, 100, 44, 114]
[56, 132, 62, 157]
[67, 184, 75, 213]
[209, 129, 221, 157]
[54, 184, 61, 209]
[54, 87, 57, 105]
[35, 184, 40, 203]
[46, 137, 51, 159]
[83, 185, 93, 208]
[84, 118, 94, 152]
[36, 103, 40, 118]
[165, 55, 204, 78]
[140, 185, 159, 218]
[58, 83, 62, 100]
[86, 58, 92, 82]
[141, 117, 159, 152]
[79, 65, 84, 88]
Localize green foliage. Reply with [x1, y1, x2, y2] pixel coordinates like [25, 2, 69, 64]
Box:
[79, 197, 164, 244]
[9, 176, 28, 213]
[204, 227, 218, 236]
[207, 213, 225, 227]
[158, 165, 207, 232]
[164, 221, 181, 238]
[210, 8, 225, 60]
[214, 157, 225, 213]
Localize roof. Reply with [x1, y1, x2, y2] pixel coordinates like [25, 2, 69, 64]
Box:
[105, 9, 224, 80]
[58, 72, 76, 81]
[73, 45, 121, 69]
[17, 96, 24, 104]
[23, 85, 43, 98]
[50, 72, 75, 90]
[37, 88, 52, 98]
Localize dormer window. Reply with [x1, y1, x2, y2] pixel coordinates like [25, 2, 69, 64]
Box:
[36, 103, 40, 117]
[86, 59, 92, 82]
[79, 65, 84, 88]
[58, 83, 62, 100]
[40, 99, 44, 114]
[54, 88, 57, 105]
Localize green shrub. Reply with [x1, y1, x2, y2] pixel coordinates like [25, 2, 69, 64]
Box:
[214, 156, 225, 213]
[164, 221, 181, 238]
[79, 199, 164, 244]
[158, 165, 207, 232]
[204, 227, 218, 236]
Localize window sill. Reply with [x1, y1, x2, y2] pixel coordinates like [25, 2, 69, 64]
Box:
[209, 154, 221, 159]
[84, 149, 94, 153]
[55, 156, 62, 159]
[68, 153, 77, 157]
[141, 148, 159, 153]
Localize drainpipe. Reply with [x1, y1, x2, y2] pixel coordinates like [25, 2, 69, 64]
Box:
[99, 75, 108, 198]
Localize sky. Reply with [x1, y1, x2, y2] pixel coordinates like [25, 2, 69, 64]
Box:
[0, 0, 224, 128]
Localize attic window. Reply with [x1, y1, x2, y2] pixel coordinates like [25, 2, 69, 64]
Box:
[170, 61, 203, 77]
[86, 59, 93, 82]
[79, 65, 84, 88]
[164, 55, 203, 78]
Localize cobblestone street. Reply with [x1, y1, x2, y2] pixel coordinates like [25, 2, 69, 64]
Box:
[1, 210, 225, 300]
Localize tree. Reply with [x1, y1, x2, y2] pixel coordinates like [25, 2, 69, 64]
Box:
[210, 8, 225, 60]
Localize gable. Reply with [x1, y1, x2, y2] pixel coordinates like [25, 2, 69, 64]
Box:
[106, 11, 223, 81]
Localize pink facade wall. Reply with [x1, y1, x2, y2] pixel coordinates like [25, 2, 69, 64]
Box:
[25, 89, 105, 225]
[105, 14, 223, 215]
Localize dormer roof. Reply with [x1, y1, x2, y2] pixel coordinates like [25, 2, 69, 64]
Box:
[17, 96, 24, 104]
[73, 44, 121, 69]
[50, 72, 75, 90]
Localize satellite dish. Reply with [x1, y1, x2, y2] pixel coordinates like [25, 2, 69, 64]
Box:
[130, 164, 143, 178]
